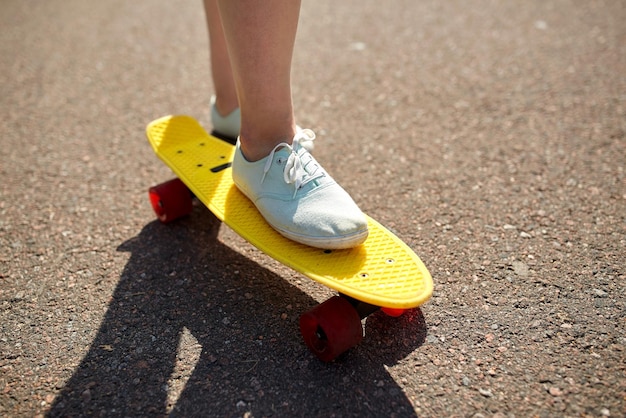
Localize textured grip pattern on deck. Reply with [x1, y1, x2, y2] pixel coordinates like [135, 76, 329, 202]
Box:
[147, 115, 432, 308]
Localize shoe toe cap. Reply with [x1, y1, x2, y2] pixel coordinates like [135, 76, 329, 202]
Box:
[258, 186, 369, 248]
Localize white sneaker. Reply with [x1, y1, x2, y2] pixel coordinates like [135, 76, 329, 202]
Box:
[232, 129, 368, 249]
[211, 96, 241, 140]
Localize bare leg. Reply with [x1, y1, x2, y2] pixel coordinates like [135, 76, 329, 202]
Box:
[203, 0, 238, 116]
[217, 0, 300, 161]
[211, 0, 368, 249]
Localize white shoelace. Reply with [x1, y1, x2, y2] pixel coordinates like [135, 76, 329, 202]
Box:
[261, 129, 323, 197]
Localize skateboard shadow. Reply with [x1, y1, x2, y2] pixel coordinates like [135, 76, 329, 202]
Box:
[47, 204, 428, 417]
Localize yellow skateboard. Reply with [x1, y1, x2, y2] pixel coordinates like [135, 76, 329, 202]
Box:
[146, 115, 433, 361]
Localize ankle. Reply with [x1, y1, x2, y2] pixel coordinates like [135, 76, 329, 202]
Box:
[238, 127, 296, 162]
[212, 95, 239, 117]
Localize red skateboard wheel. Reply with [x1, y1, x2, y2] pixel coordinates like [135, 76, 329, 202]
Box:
[381, 307, 406, 317]
[299, 296, 363, 362]
[148, 178, 193, 223]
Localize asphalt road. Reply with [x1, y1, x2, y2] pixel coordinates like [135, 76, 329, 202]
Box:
[1, 0, 624, 417]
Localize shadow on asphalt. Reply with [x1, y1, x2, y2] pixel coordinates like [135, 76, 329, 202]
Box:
[48, 204, 428, 417]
